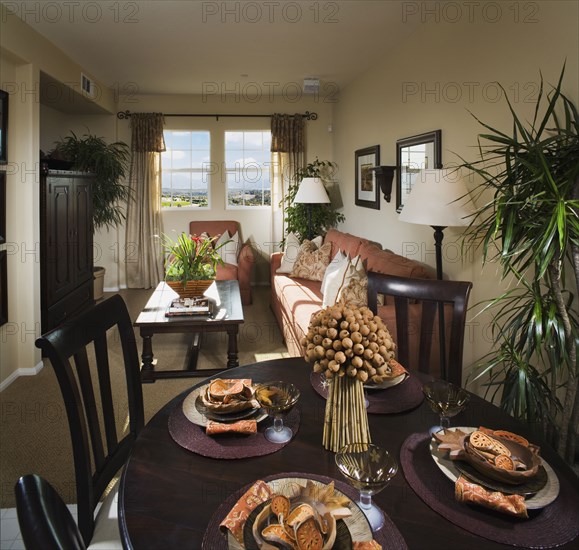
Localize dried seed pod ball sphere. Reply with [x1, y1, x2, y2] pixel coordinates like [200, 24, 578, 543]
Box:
[303, 304, 397, 383]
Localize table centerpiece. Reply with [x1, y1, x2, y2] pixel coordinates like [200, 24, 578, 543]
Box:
[162, 232, 227, 298]
[302, 303, 397, 452]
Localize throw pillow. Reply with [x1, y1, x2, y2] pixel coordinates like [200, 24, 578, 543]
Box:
[338, 274, 369, 308]
[335, 256, 366, 304]
[311, 235, 323, 248]
[321, 251, 350, 308]
[215, 230, 240, 266]
[277, 232, 302, 274]
[290, 240, 332, 281]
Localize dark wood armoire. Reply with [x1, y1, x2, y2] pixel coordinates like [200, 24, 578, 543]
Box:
[40, 165, 94, 332]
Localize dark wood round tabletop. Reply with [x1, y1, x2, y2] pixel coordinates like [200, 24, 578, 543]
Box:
[119, 358, 579, 549]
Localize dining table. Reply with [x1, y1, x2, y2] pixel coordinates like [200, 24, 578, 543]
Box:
[118, 357, 579, 549]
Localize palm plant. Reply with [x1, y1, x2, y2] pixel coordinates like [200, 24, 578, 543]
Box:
[281, 158, 345, 244]
[459, 67, 579, 463]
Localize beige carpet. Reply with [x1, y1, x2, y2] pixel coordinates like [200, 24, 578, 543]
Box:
[0, 286, 290, 508]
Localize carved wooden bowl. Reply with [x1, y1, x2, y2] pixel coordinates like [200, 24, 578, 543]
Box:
[463, 434, 541, 485]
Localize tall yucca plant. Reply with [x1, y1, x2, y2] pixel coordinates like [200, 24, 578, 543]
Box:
[459, 66, 579, 462]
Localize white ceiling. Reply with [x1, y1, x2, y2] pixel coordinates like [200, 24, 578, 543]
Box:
[13, 0, 419, 96]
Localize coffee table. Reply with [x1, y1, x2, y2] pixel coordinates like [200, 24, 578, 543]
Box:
[134, 280, 244, 383]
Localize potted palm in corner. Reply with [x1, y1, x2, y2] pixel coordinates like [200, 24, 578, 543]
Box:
[459, 67, 579, 463]
[52, 132, 131, 299]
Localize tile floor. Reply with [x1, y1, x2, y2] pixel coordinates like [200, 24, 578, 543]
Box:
[0, 505, 78, 549]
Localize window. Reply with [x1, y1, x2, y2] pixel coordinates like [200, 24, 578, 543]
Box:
[225, 131, 272, 207]
[161, 130, 211, 208]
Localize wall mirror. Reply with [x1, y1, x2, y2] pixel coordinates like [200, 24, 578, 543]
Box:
[0, 89, 7, 164]
[396, 130, 441, 212]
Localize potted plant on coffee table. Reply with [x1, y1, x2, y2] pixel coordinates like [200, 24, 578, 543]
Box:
[162, 232, 227, 298]
[52, 132, 131, 299]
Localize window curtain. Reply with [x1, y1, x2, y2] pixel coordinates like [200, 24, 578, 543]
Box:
[270, 114, 305, 248]
[125, 113, 166, 288]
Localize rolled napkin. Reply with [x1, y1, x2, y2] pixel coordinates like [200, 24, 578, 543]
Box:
[353, 540, 383, 549]
[455, 475, 528, 518]
[205, 419, 257, 435]
[219, 480, 273, 545]
[388, 358, 407, 378]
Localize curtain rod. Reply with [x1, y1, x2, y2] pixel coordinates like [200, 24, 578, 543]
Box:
[116, 110, 318, 121]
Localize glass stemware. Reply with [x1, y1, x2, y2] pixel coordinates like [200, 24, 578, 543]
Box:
[335, 443, 398, 532]
[422, 380, 469, 435]
[254, 381, 300, 444]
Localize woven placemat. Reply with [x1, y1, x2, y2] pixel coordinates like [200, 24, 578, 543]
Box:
[400, 432, 579, 548]
[310, 371, 424, 414]
[168, 402, 300, 459]
[201, 471, 408, 549]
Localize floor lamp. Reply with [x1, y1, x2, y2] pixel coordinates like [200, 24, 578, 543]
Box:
[398, 169, 476, 380]
[293, 177, 331, 240]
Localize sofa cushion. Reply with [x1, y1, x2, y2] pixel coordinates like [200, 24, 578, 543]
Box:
[290, 241, 332, 281]
[274, 274, 323, 342]
[216, 262, 238, 280]
[324, 229, 369, 259]
[360, 242, 433, 279]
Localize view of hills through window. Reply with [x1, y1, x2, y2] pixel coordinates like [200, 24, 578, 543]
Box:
[161, 129, 272, 208]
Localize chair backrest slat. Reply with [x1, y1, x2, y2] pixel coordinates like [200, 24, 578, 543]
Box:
[367, 272, 472, 386]
[35, 294, 144, 546]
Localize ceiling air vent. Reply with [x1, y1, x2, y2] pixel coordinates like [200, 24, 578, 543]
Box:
[303, 78, 320, 94]
[80, 73, 95, 98]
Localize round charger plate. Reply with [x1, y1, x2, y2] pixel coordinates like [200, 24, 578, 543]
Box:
[430, 427, 560, 509]
[227, 477, 372, 550]
[364, 373, 407, 390]
[195, 395, 262, 422]
[183, 385, 267, 427]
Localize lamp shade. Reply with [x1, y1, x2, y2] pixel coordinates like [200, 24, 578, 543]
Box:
[398, 169, 476, 227]
[293, 177, 331, 204]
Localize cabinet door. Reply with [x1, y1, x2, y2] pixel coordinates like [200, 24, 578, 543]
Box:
[72, 177, 93, 284]
[45, 178, 76, 304]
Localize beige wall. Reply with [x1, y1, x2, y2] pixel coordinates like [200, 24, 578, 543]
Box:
[331, 1, 579, 388]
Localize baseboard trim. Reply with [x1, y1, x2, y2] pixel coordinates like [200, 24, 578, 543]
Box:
[0, 360, 45, 392]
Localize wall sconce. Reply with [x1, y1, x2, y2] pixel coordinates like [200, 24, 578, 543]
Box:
[371, 166, 397, 202]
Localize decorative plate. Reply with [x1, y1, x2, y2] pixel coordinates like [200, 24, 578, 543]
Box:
[195, 395, 262, 422]
[364, 373, 408, 391]
[430, 427, 560, 509]
[182, 385, 267, 427]
[227, 477, 372, 550]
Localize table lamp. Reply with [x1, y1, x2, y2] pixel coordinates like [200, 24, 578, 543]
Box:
[398, 169, 476, 280]
[293, 177, 331, 240]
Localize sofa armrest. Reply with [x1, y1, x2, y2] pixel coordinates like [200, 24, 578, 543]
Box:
[237, 242, 254, 285]
[270, 252, 283, 282]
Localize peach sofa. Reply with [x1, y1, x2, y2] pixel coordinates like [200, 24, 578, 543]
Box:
[189, 220, 254, 305]
[270, 228, 434, 358]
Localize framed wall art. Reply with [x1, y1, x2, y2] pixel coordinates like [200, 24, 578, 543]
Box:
[0, 89, 7, 164]
[0, 250, 7, 326]
[355, 145, 380, 210]
[0, 172, 5, 244]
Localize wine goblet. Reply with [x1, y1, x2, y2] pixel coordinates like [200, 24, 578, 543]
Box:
[335, 443, 398, 532]
[254, 381, 300, 444]
[422, 380, 469, 435]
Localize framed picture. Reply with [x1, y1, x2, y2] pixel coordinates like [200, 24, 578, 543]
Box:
[0, 89, 7, 164]
[0, 250, 7, 326]
[355, 145, 380, 210]
[0, 172, 5, 244]
[396, 130, 442, 212]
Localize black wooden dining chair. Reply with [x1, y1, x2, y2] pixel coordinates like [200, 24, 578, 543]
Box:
[15, 474, 86, 550]
[35, 293, 144, 548]
[367, 272, 472, 386]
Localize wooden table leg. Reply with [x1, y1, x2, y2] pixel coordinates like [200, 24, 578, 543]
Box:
[140, 331, 156, 383]
[227, 326, 239, 369]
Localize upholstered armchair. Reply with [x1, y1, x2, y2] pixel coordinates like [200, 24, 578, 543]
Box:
[189, 220, 254, 305]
